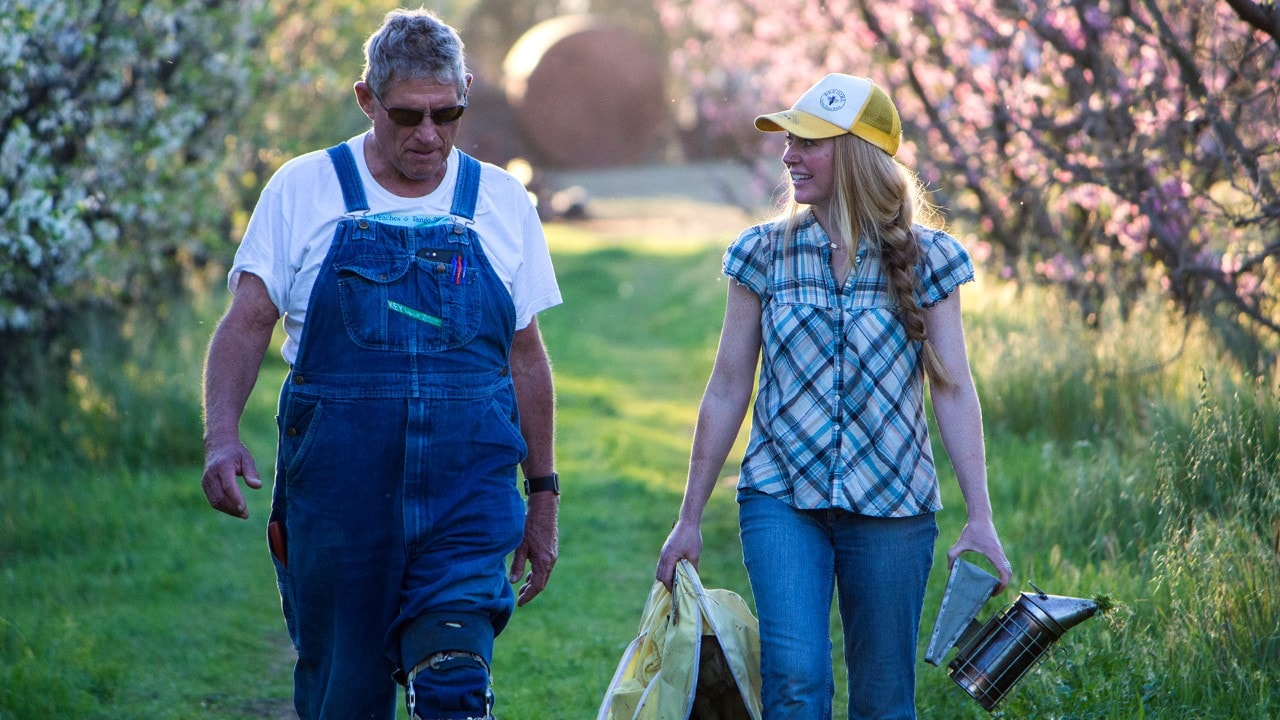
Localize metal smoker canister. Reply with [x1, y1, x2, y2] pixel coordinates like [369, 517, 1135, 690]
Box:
[948, 589, 1099, 710]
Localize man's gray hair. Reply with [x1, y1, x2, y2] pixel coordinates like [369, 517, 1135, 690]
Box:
[362, 8, 468, 98]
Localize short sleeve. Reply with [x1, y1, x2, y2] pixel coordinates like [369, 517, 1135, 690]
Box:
[914, 227, 974, 308]
[230, 179, 290, 316]
[723, 225, 771, 299]
[509, 177, 562, 329]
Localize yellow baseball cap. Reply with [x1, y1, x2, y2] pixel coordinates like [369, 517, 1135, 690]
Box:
[755, 74, 902, 156]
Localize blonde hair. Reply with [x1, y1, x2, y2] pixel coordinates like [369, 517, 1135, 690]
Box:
[780, 134, 954, 389]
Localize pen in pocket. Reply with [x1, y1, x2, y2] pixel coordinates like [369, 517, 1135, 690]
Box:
[451, 255, 465, 285]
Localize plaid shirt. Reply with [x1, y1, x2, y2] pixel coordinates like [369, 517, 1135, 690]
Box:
[724, 212, 974, 515]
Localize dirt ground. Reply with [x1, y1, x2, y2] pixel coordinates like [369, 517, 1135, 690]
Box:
[561, 195, 759, 241]
[540, 160, 774, 240]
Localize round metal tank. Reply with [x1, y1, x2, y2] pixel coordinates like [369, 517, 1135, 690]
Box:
[502, 15, 666, 168]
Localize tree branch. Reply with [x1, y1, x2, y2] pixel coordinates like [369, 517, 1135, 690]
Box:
[1222, 0, 1280, 43]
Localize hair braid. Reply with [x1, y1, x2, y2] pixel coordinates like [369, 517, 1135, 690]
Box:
[837, 137, 955, 389]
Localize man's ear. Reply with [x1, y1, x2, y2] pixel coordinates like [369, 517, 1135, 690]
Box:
[354, 81, 375, 119]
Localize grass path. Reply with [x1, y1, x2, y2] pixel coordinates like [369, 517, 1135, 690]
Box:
[0, 201, 1068, 718]
[6, 194, 1276, 718]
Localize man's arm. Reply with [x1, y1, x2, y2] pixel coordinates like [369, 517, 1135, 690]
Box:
[201, 273, 280, 519]
[506, 317, 558, 606]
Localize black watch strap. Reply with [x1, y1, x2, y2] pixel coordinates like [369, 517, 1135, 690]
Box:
[523, 473, 559, 496]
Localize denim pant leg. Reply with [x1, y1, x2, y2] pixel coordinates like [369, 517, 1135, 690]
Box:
[739, 490, 837, 720]
[391, 394, 527, 719]
[275, 395, 408, 720]
[833, 511, 937, 720]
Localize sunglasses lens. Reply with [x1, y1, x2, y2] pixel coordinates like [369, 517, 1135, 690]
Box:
[374, 87, 466, 127]
[431, 105, 466, 125]
[387, 108, 425, 126]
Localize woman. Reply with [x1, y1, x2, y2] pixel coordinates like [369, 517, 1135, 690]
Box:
[655, 74, 1011, 720]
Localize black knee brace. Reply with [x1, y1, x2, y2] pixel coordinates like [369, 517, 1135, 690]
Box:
[398, 612, 495, 720]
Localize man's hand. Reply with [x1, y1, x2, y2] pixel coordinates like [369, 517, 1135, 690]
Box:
[508, 492, 559, 606]
[201, 273, 276, 520]
[201, 437, 262, 519]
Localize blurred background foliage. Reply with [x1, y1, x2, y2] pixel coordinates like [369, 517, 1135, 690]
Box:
[2, 0, 1276, 408]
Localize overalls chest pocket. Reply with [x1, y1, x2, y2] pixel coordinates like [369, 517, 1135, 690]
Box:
[334, 235, 482, 353]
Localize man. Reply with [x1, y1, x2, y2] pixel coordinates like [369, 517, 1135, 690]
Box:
[200, 9, 561, 719]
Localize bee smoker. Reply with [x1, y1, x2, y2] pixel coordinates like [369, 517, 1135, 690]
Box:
[924, 559, 1099, 711]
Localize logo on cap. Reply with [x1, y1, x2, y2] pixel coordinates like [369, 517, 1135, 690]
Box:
[819, 89, 846, 111]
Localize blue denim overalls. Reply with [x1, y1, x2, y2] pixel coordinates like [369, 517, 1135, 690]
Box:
[269, 143, 527, 719]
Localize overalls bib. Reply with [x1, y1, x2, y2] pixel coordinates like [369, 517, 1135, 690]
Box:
[269, 143, 527, 720]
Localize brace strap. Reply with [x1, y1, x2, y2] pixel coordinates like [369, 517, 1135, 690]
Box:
[397, 611, 494, 682]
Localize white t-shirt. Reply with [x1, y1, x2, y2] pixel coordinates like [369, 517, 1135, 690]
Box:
[230, 133, 561, 364]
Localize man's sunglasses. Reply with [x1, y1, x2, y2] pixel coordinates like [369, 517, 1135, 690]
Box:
[369, 88, 466, 127]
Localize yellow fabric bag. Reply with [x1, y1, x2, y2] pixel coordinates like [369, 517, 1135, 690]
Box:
[597, 560, 762, 720]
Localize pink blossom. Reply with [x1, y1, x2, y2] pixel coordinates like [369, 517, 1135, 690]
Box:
[654, 0, 1278, 337]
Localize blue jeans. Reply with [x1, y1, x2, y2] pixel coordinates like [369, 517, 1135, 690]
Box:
[738, 490, 937, 720]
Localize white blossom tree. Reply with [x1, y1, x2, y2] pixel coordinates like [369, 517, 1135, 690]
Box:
[0, 0, 268, 396]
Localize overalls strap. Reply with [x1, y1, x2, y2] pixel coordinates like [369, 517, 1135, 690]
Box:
[450, 152, 481, 221]
[326, 143, 370, 213]
[326, 143, 479, 221]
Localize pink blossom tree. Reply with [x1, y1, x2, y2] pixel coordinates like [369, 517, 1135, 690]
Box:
[657, 0, 1280, 360]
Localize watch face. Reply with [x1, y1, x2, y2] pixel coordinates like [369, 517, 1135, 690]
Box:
[524, 473, 559, 495]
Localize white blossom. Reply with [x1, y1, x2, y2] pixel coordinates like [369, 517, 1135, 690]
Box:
[1, 0, 264, 344]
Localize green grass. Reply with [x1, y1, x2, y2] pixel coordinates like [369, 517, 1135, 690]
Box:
[2, 221, 1278, 718]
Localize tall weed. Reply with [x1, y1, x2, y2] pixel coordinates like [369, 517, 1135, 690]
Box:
[956, 277, 1280, 717]
[1148, 518, 1279, 714]
[1143, 374, 1280, 712]
[1152, 373, 1280, 533]
[965, 277, 1227, 445]
[0, 302, 207, 473]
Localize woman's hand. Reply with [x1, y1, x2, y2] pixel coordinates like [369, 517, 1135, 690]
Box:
[946, 518, 1011, 594]
[655, 520, 703, 591]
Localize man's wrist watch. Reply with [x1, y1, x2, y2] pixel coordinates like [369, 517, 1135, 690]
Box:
[523, 473, 560, 496]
